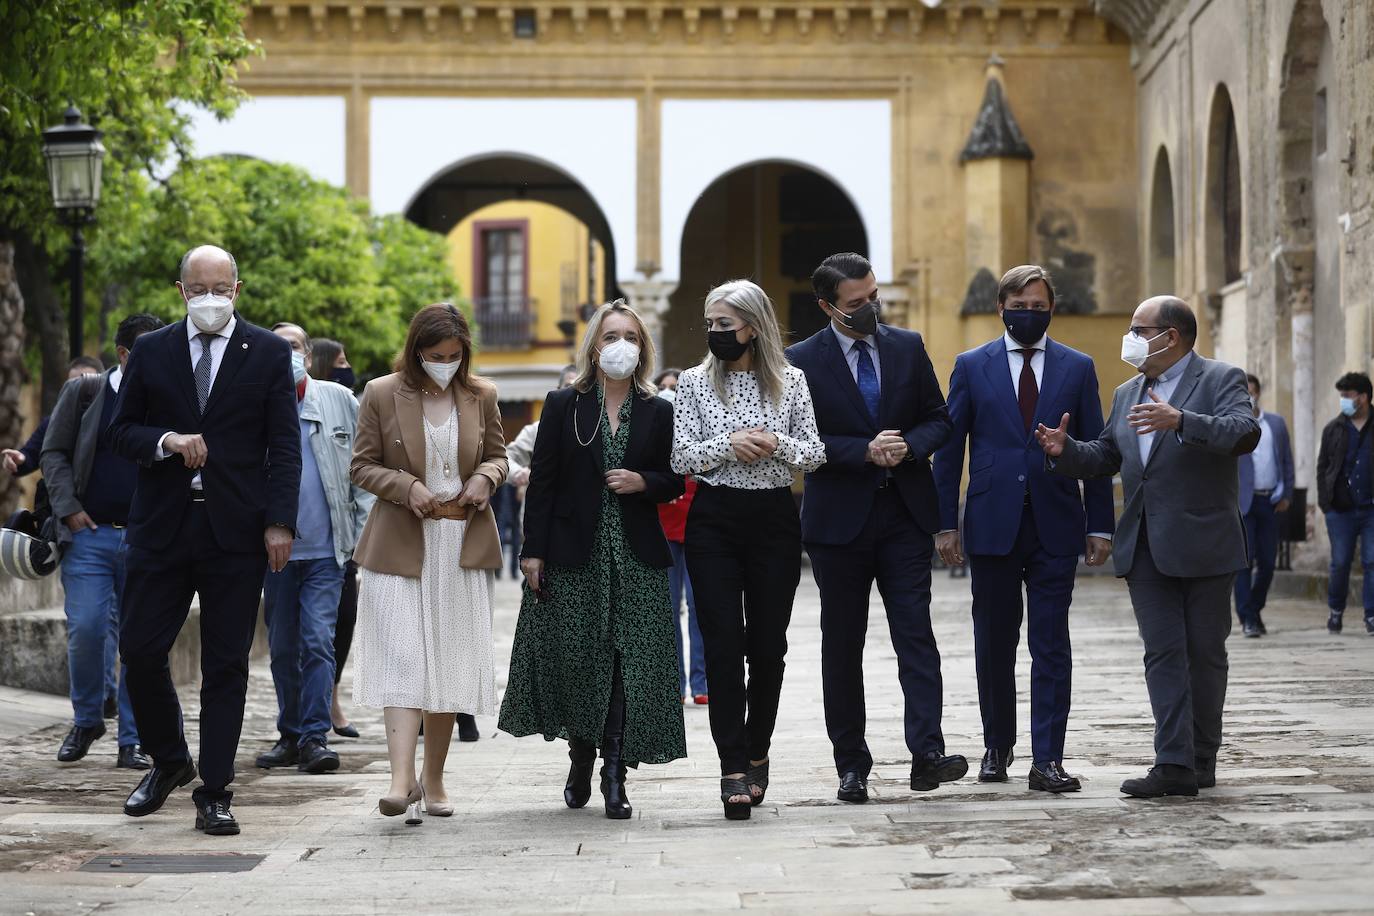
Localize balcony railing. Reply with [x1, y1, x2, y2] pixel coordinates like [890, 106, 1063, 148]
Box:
[473, 295, 534, 350]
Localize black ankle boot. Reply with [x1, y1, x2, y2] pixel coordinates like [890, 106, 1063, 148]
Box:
[564, 739, 597, 809]
[600, 736, 632, 820]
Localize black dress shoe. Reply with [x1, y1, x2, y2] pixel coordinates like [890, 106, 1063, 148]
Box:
[456, 713, 480, 742]
[1328, 611, 1343, 634]
[124, 761, 196, 817]
[1242, 622, 1262, 638]
[57, 723, 106, 762]
[1366, 617, 1374, 636]
[1120, 764, 1198, 798]
[255, 738, 299, 769]
[103, 695, 117, 719]
[1028, 761, 1081, 793]
[195, 799, 240, 836]
[1255, 613, 1267, 635]
[298, 737, 340, 774]
[837, 771, 868, 804]
[117, 745, 151, 770]
[332, 723, 360, 739]
[978, 748, 1013, 783]
[911, 752, 968, 791]
[1194, 757, 1217, 789]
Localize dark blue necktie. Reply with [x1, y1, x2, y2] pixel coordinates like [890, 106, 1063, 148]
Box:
[854, 339, 880, 422]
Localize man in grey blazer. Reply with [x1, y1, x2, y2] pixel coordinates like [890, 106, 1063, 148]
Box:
[1036, 297, 1259, 798]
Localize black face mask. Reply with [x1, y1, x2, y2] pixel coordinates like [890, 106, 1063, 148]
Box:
[1002, 309, 1052, 347]
[831, 299, 881, 337]
[708, 329, 751, 362]
[329, 367, 357, 390]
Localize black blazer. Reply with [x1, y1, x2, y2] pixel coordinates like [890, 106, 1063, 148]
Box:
[109, 316, 301, 554]
[786, 324, 953, 545]
[520, 386, 683, 569]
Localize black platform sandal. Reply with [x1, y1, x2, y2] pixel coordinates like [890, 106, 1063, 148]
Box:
[721, 777, 752, 820]
[747, 760, 770, 807]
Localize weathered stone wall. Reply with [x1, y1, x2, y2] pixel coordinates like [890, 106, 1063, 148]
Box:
[0, 242, 26, 520]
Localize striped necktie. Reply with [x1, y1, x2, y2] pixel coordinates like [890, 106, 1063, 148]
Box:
[194, 333, 214, 412]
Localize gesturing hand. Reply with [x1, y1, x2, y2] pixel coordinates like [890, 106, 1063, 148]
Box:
[605, 468, 646, 494]
[1128, 390, 1181, 435]
[165, 433, 208, 469]
[2, 448, 24, 475]
[1034, 413, 1071, 457]
[265, 525, 293, 573]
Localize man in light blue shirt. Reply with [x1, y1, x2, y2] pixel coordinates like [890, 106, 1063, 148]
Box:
[1235, 374, 1294, 638]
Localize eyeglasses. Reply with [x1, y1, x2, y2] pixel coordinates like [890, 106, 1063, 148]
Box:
[1128, 325, 1171, 337]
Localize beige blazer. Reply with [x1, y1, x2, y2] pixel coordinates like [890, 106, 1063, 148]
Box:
[351, 372, 508, 576]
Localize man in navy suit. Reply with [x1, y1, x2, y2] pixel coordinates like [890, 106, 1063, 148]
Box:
[933, 265, 1114, 793]
[787, 252, 964, 804]
[109, 245, 300, 836]
[1234, 373, 1295, 638]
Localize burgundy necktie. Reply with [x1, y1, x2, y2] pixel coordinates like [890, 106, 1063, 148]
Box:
[1017, 348, 1038, 432]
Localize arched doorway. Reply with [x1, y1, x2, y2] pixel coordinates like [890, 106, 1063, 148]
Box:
[405, 154, 618, 430]
[661, 162, 868, 370]
[1147, 147, 1176, 297]
[1204, 86, 1245, 364]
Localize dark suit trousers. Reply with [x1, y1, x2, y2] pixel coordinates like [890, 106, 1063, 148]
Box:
[685, 485, 800, 776]
[807, 487, 944, 778]
[967, 504, 1078, 765]
[1125, 530, 1233, 767]
[1234, 499, 1279, 626]
[120, 501, 266, 806]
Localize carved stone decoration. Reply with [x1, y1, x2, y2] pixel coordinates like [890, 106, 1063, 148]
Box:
[871, 3, 888, 38]
[272, 4, 290, 33]
[946, 6, 963, 36]
[537, 6, 554, 40]
[959, 65, 1035, 163]
[385, 5, 402, 34]
[834, 6, 850, 40]
[1091, 0, 1168, 44]
[646, 4, 664, 39]
[982, 7, 999, 40]
[460, 5, 477, 36]
[1059, 8, 1075, 39]
[425, 6, 442, 38]
[571, 4, 589, 40]
[959, 268, 1000, 315]
[909, 5, 925, 36]
[609, 5, 626, 39]
[721, 5, 738, 41]
[683, 6, 701, 39]
[758, 5, 776, 38]
[347, 5, 365, 33]
[1021, 8, 1038, 36]
[796, 6, 814, 37]
[309, 4, 326, 34]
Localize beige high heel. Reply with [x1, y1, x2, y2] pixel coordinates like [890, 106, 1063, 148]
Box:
[379, 783, 422, 820]
[422, 785, 454, 817]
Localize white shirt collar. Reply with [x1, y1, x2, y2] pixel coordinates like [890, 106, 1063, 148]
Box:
[109, 366, 122, 393]
[829, 322, 876, 353]
[185, 314, 237, 342]
[1002, 330, 1047, 352]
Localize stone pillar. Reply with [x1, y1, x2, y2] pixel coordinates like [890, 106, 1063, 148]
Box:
[619, 279, 678, 359]
[345, 83, 370, 199]
[1291, 284, 1315, 489]
[959, 56, 1033, 283]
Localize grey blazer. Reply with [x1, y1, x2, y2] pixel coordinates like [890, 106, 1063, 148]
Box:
[1050, 353, 1261, 579]
[39, 369, 112, 542]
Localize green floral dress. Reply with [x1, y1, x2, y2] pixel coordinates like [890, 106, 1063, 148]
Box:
[498, 391, 687, 767]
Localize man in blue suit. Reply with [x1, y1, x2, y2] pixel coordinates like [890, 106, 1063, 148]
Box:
[788, 252, 964, 804]
[1234, 373, 1295, 638]
[933, 265, 1114, 793]
[110, 245, 301, 836]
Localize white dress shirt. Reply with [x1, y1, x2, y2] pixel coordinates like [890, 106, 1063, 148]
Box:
[109, 366, 123, 393]
[156, 316, 238, 488]
[830, 323, 881, 392]
[1003, 330, 1045, 391]
[1251, 413, 1281, 495]
[1136, 350, 1193, 466]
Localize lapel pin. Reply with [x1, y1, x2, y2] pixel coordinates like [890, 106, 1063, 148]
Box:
[242, 342, 248, 349]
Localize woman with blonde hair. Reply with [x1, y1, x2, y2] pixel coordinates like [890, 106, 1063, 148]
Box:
[671, 279, 825, 819]
[350, 303, 507, 824]
[499, 300, 686, 820]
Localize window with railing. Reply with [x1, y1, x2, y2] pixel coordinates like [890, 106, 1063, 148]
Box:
[475, 222, 532, 349]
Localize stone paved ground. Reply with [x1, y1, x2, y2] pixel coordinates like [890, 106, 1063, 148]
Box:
[2, 569, 1373, 914]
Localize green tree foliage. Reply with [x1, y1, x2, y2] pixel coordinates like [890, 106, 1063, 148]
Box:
[88, 156, 461, 380]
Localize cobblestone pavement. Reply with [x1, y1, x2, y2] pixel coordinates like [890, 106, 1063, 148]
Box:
[2, 570, 1373, 914]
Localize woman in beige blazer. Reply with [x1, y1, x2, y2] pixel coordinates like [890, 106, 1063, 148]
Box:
[349, 303, 507, 824]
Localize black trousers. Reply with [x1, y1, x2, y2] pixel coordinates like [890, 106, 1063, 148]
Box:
[332, 559, 358, 685]
[120, 501, 266, 806]
[967, 504, 1077, 765]
[807, 486, 944, 778]
[685, 485, 800, 776]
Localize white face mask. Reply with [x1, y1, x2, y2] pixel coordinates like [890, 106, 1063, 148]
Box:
[1121, 329, 1168, 370]
[290, 351, 307, 384]
[598, 338, 640, 380]
[421, 357, 461, 389]
[186, 292, 234, 333]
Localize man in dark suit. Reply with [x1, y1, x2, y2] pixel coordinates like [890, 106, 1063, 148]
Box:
[1037, 297, 1259, 798]
[933, 265, 1115, 793]
[109, 245, 300, 835]
[1234, 373, 1295, 638]
[787, 252, 964, 804]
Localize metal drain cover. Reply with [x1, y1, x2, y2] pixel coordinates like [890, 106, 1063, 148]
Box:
[80, 853, 265, 873]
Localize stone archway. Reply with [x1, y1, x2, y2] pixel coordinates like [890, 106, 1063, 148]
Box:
[1147, 146, 1176, 298]
[1203, 85, 1246, 364]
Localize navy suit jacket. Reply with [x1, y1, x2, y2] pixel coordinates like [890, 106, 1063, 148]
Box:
[109, 316, 301, 554]
[786, 324, 952, 545]
[1237, 410, 1295, 515]
[933, 336, 1115, 558]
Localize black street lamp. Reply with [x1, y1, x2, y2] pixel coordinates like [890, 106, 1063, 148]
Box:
[41, 106, 105, 359]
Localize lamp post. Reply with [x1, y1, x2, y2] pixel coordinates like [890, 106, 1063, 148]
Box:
[41, 106, 105, 359]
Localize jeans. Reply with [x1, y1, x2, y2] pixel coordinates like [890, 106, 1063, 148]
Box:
[263, 557, 344, 745]
[668, 540, 707, 697]
[1325, 507, 1374, 620]
[60, 525, 138, 745]
[1234, 497, 1280, 626]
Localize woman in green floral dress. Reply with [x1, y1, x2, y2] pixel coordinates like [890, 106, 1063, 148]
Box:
[499, 301, 686, 819]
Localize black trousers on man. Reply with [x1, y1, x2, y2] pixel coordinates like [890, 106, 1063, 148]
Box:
[685, 485, 800, 776]
[120, 500, 266, 806]
[807, 486, 946, 778]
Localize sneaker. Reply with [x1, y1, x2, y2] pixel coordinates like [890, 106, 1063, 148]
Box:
[1327, 611, 1343, 634]
[298, 737, 340, 774]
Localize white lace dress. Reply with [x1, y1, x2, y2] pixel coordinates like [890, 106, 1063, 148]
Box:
[352, 408, 497, 714]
